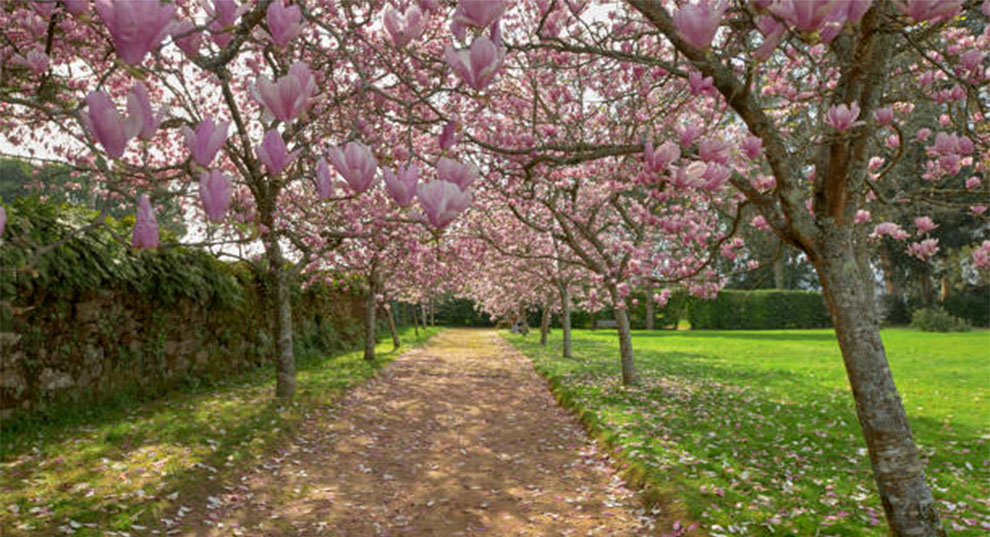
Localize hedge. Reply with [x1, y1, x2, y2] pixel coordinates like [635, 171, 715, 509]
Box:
[687, 290, 832, 330]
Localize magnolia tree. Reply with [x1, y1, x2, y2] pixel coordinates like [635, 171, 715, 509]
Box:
[426, 0, 986, 533]
[0, 0, 476, 400]
[464, 209, 590, 354]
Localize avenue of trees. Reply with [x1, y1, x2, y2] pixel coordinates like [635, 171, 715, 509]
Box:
[1, 1, 987, 535]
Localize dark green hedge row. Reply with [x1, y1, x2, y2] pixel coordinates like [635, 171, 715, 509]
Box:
[686, 290, 832, 330]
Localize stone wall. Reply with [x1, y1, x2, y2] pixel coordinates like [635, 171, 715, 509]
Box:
[0, 279, 367, 420]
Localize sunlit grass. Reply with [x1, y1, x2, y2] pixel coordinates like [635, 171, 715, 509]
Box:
[506, 328, 990, 536]
[0, 326, 439, 535]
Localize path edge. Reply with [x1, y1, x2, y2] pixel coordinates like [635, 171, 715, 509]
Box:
[496, 331, 708, 537]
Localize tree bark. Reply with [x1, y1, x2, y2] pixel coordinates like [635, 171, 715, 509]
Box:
[266, 240, 295, 400]
[364, 273, 377, 362]
[411, 303, 419, 338]
[813, 231, 944, 537]
[539, 301, 551, 346]
[559, 285, 572, 358]
[613, 306, 636, 385]
[386, 302, 400, 350]
[645, 294, 655, 330]
[429, 297, 435, 326]
[773, 246, 787, 289]
[609, 285, 636, 385]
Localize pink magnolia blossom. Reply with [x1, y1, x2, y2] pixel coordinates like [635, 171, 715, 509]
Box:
[653, 289, 672, 307]
[676, 123, 703, 147]
[702, 162, 731, 190]
[687, 71, 715, 96]
[771, 0, 839, 33]
[672, 0, 725, 50]
[873, 107, 893, 125]
[12, 47, 49, 76]
[871, 222, 909, 240]
[698, 138, 730, 165]
[315, 157, 334, 200]
[126, 82, 162, 141]
[256, 62, 316, 122]
[256, 129, 299, 174]
[854, 209, 871, 224]
[199, 169, 232, 222]
[384, 163, 420, 207]
[63, 0, 88, 15]
[972, 240, 990, 269]
[915, 127, 931, 142]
[930, 132, 958, 155]
[207, 0, 247, 47]
[753, 15, 785, 59]
[669, 161, 708, 190]
[266, 1, 302, 47]
[183, 118, 229, 167]
[913, 216, 938, 234]
[95, 0, 176, 65]
[643, 139, 680, 173]
[437, 157, 479, 191]
[328, 141, 378, 193]
[384, 5, 427, 47]
[131, 194, 159, 249]
[895, 0, 962, 22]
[955, 136, 974, 155]
[0, 206, 6, 238]
[960, 50, 983, 72]
[439, 119, 458, 151]
[445, 36, 505, 91]
[751, 214, 771, 231]
[85, 90, 138, 159]
[966, 176, 981, 190]
[417, 180, 472, 228]
[971, 205, 987, 216]
[453, 0, 505, 29]
[825, 101, 862, 132]
[172, 20, 203, 57]
[906, 238, 939, 261]
[739, 135, 763, 160]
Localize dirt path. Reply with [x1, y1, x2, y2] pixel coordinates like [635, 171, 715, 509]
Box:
[180, 329, 654, 536]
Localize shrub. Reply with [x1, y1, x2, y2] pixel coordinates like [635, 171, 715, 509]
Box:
[879, 294, 912, 325]
[687, 290, 832, 330]
[910, 307, 971, 332]
[941, 288, 990, 327]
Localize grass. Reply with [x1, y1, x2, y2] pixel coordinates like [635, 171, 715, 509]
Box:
[505, 328, 990, 536]
[0, 326, 439, 536]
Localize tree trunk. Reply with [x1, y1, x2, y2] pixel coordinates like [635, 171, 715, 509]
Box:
[421, 304, 428, 331]
[266, 240, 295, 400]
[613, 306, 635, 385]
[878, 243, 901, 296]
[411, 303, 419, 338]
[364, 285, 377, 362]
[609, 285, 636, 385]
[386, 302, 400, 350]
[539, 301, 551, 346]
[645, 294, 655, 330]
[773, 245, 787, 289]
[813, 232, 943, 537]
[559, 285, 572, 358]
[429, 297, 435, 326]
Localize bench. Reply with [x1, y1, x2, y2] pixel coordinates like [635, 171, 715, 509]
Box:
[594, 319, 618, 329]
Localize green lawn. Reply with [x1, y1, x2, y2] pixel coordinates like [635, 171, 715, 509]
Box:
[0, 327, 439, 536]
[506, 328, 990, 536]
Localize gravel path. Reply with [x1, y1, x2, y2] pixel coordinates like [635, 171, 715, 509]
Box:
[181, 329, 654, 536]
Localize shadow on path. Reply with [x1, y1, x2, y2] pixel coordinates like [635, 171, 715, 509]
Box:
[180, 329, 652, 536]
